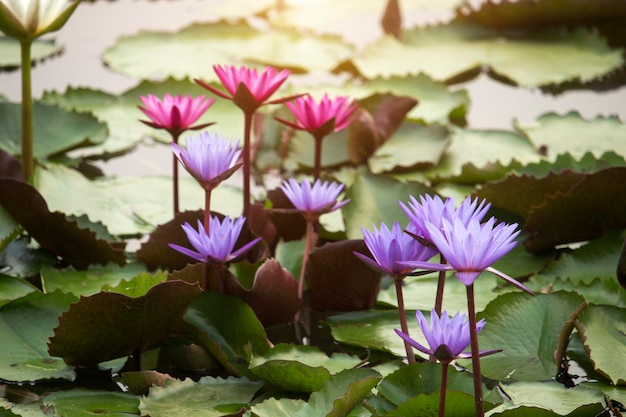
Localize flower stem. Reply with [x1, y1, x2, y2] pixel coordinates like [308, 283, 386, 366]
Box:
[394, 277, 415, 364]
[313, 134, 323, 180]
[202, 188, 212, 291]
[434, 253, 448, 316]
[298, 219, 317, 300]
[466, 283, 484, 417]
[439, 362, 449, 417]
[19, 39, 34, 182]
[242, 111, 254, 219]
[171, 132, 181, 215]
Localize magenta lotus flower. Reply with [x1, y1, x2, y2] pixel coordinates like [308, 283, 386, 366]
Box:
[138, 94, 214, 137]
[276, 94, 358, 138]
[195, 65, 292, 114]
[280, 178, 350, 221]
[354, 222, 437, 278]
[395, 310, 498, 363]
[171, 132, 242, 191]
[169, 216, 261, 264]
[400, 195, 490, 246]
[399, 216, 533, 293]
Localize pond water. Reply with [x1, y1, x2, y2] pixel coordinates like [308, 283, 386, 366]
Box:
[1, 0, 625, 176]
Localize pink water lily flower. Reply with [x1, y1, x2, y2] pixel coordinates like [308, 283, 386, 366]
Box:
[195, 65, 293, 114]
[138, 94, 214, 137]
[276, 94, 358, 139]
[171, 132, 242, 191]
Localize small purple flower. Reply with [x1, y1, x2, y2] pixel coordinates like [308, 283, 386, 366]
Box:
[169, 216, 261, 264]
[171, 132, 242, 191]
[399, 216, 533, 293]
[395, 310, 497, 363]
[354, 222, 437, 278]
[400, 195, 490, 245]
[280, 178, 350, 221]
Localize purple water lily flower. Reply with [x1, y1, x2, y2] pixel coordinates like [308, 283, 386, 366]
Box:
[354, 222, 437, 278]
[169, 216, 261, 264]
[399, 216, 533, 293]
[395, 310, 498, 363]
[400, 195, 490, 245]
[280, 178, 350, 221]
[171, 132, 242, 191]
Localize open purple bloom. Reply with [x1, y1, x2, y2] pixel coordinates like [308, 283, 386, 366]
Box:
[395, 310, 497, 363]
[354, 222, 437, 278]
[399, 216, 533, 293]
[169, 216, 261, 264]
[400, 195, 490, 245]
[171, 132, 242, 191]
[280, 178, 350, 221]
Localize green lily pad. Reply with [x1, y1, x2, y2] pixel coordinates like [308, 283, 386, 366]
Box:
[529, 277, 626, 308]
[103, 20, 353, 80]
[463, 291, 586, 382]
[0, 37, 63, 69]
[351, 22, 622, 86]
[41, 389, 139, 417]
[41, 262, 150, 297]
[249, 368, 381, 417]
[0, 290, 77, 382]
[516, 112, 626, 162]
[368, 123, 451, 174]
[184, 292, 270, 377]
[0, 102, 107, 159]
[425, 126, 541, 184]
[327, 309, 426, 358]
[534, 233, 623, 285]
[140, 376, 263, 417]
[48, 280, 201, 366]
[0, 274, 36, 307]
[343, 170, 437, 240]
[495, 381, 605, 415]
[249, 344, 363, 393]
[42, 78, 245, 158]
[0, 206, 20, 253]
[519, 151, 626, 178]
[34, 163, 242, 236]
[577, 304, 626, 385]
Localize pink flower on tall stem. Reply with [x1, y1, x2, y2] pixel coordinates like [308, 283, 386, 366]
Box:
[276, 94, 358, 180]
[195, 65, 297, 220]
[138, 93, 214, 215]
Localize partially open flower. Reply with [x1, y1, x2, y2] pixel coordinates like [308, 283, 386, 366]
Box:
[276, 94, 358, 139]
[171, 132, 242, 191]
[395, 310, 499, 363]
[138, 94, 214, 137]
[0, 0, 81, 40]
[280, 178, 349, 222]
[195, 65, 292, 114]
[354, 222, 436, 279]
[169, 216, 261, 264]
